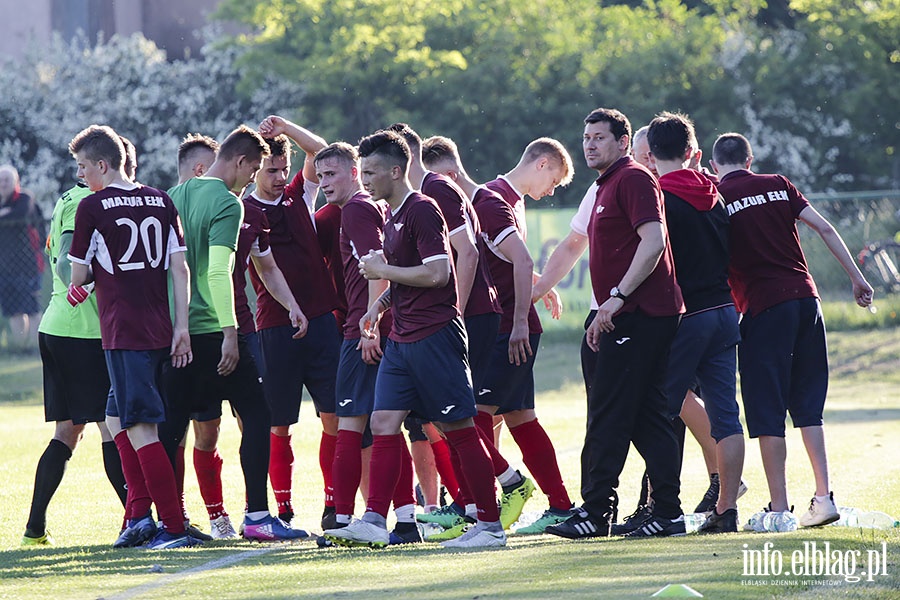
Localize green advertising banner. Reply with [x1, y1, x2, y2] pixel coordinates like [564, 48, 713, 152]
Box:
[524, 208, 593, 332]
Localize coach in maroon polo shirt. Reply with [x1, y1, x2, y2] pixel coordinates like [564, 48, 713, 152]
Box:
[548, 108, 687, 540]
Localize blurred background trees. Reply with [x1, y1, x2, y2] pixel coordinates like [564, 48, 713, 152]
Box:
[0, 0, 897, 209]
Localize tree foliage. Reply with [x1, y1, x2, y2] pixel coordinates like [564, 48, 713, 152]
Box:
[214, 0, 898, 198]
[0, 32, 301, 211]
[0, 1, 896, 207]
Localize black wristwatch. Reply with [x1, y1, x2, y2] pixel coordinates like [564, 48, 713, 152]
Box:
[610, 286, 629, 302]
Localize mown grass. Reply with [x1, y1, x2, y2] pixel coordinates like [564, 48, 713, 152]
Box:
[0, 330, 898, 599]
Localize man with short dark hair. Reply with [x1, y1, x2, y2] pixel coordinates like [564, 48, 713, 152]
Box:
[325, 130, 504, 549]
[246, 116, 337, 529]
[547, 108, 686, 540]
[646, 112, 744, 533]
[711, 132, 873, 530]
[162, 125, 309, 541]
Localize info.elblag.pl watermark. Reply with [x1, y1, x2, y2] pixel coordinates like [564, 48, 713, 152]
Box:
[741, 541, 890, 587]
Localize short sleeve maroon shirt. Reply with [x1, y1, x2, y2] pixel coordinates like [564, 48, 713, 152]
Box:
[717, 169, 817, 315]
[315, 201, 348, 331]
[421, 172, 500, 318]
[244, 171, 338, 329]
[340, 192, 393, 340]
[383, 191, 458, 342]
[587, 157, 684, 317]
[233, 202, 270, 335]
[473, 185, 542, 335]
[68, 185, 186, 350]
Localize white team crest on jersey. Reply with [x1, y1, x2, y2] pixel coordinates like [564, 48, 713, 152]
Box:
[394, 222, 404, 231]
[596, 204, 606, 214]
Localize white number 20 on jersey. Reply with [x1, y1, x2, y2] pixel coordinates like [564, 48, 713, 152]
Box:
[115, 216, 164, 271]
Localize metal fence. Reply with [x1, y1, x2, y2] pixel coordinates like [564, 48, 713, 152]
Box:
[1, 190, 898, 352]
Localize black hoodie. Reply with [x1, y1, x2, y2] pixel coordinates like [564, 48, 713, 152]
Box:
[658, 169, 733, 314]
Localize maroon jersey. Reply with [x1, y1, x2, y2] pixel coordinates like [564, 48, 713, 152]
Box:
[384, 191, 458, 342]
[244, 171, 338, 330]
[717, 169, 817, 315]
[234, 202, 270, 335]
[340, 191, 392, 340]
[68, 185, 186, 350]
[473, 185, 542, 335]
[421, 172, 500, 318]
[587, 157, 684, 317]
[485, 176, 528, 241]
[315, 201, 348, 331]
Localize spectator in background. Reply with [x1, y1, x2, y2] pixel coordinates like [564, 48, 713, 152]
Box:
[0, 164, 45, 351]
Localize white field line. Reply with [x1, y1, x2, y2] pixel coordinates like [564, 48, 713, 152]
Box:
[100, 546, 280, 600]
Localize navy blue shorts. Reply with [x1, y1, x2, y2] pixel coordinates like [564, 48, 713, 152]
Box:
[464, 312, 501, 392]
[374, 318, 477, 423]
[335, 337, 385, 417]
[40, 333, 109, 424]
[738, 297, 828, 438]
[477, 333, 541, 415]
[665, 306, 742, 442]
[179, 333, 264, 423]
[259, 314, 340, 426]
[104, 348, 169, 429]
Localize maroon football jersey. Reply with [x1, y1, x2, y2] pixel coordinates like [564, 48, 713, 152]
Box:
[383, 192, 458, 342]
[421, 172, 500, 318]
[340, 192, 393, 340]
[717, 169, 817, 315]
[315, 201, 348, 331]
[69, 184, 186, 350]
[472, 185, 542, 335]
[233, 201, 270, 335]
[244, 171, 338, 330]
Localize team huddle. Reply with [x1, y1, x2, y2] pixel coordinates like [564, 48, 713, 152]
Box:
[22, 107, 873, 550]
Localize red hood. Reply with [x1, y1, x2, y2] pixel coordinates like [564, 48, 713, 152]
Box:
[659, 169, 720, 212]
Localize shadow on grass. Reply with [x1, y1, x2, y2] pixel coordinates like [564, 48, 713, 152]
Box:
[823, 406, 900, 424]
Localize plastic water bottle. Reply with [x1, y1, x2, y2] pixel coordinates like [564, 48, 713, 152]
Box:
[856, 511, 899, 530]
[834, 506, 861, 527]
[746, 512, 767, 532]
[683, 513, 708, 533]
[763, 511, 798, 532]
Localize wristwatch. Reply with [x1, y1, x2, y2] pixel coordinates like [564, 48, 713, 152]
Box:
[610, 286, 629, 301]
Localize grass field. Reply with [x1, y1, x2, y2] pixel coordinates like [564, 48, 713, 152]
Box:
[0, 330, 898, 599]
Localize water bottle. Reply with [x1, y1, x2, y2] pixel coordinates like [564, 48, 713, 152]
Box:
[746, 512, 767, 532]
[834, 506, 861, 527]
[683, 513, 708, 533]
[856, 511, 899, 530]
[763, 511, 798, 532]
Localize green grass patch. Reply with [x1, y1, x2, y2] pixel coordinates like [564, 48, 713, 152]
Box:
[0, 331, 898, 598]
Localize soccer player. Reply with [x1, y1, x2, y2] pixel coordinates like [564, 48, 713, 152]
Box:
[314, 141, 422, 543]
[711, 133, 873, 529]
[422, 135, 578, 534]
[644, 112, 745, 533]
[325, 130, 504, 549]
[67, 124, 197, 549]
[386, 124, 496, 526]
[162, 125, 309, 541]
[245, 115, 338, 528]
[546, 108, 686, 540]
[21, 174, 129, 546]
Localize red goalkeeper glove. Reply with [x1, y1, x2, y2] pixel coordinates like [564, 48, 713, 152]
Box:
[67, 283, 94, 306]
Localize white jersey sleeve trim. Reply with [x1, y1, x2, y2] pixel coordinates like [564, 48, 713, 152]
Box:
[422, 254, 449, 264]
[570, 182, 598, 236]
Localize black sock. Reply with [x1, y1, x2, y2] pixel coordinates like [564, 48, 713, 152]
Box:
[25, 439, 72, 536]
[102, 440, 128, 507]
